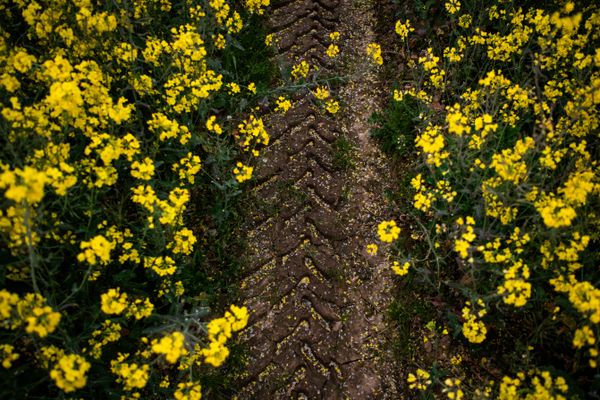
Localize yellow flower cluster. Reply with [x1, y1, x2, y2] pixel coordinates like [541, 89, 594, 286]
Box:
[233, 162, 254, 183]
[325, 99, 340, 114]
[275, 96, 293, 113]
[314, 86, 330, 100]
[144, 256, 177, 277]
[445, 0, 461, 15]
[86, 320, 122, 359]
[291, 60, 310, 80]
[395, 19, 414, 39]
[497, 260, 531, 307]
[411, 174, 434, 212]
[407, 368, 431, 390]
[461, 299, 487, 343]
[415, 124, 448, 167]
[1, 290, 61, 338]
[1, 3, 263, 396]
[366, 243, 378, 255]
[490, 137, 534, 184]
[77, 234, 115, 265]
[443, 378, 464, 400]
[237, 115, 270, 154]
[100, 288, 154, 320]
[202, 305, 249, 367]
[174, 381, 202, 400]
[245, 0, 270, 15]
[366, 43, 383, 65]
[49, 354, 91, 393]
[152, 331, 188, 364]
[173, 153, 202, 184]
[392, 261, 410, 276]
[168, 228, 197, 255]
[326, 31, 341, 58]
[377, 220, 401, 243]
[110, 354, 150, 391]
[418, 48, 446, 88]
[0, 344, 19, 368]
[498, 370, 569, 400]
[380, 0, 600, 396]
[453, 216, 476, 260]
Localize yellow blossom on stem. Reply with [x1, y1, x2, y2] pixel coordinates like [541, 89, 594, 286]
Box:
[377, 220, 401, 242]
[366, 243, 378, 255]
[50, 354, 90, 393]
[392, 261, 410, 276]
[152, 331, 187, 364]
[366, 43, 383, 65]
[100, 288, 128, 315]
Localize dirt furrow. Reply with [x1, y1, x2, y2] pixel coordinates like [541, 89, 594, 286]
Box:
[237, 0, 399, 398]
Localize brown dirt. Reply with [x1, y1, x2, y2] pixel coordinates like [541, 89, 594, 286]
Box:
[235, 0, 399, 398]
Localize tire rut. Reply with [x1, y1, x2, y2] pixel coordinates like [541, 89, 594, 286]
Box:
[236, 0, 398, 398]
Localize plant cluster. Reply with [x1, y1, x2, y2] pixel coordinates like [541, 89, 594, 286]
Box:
[372, 0, 600, 398]
[0, 0, 271, 398]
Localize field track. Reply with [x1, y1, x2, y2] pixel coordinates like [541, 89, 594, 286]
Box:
[236, 0, 399, 398]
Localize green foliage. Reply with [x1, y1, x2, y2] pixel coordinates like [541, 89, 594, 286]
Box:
[0, 0, 274, 398]
[370, 94, 420, 157]
[377, 0, 600, 398]
[332, 135, 356, 170]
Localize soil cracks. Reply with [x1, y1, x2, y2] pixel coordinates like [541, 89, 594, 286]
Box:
[236, 0, 399, 398]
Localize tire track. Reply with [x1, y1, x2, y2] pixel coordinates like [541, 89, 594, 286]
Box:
[237, 0, 399, 398]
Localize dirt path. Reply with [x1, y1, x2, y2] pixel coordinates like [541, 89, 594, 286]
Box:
[236, 0, 398, 398]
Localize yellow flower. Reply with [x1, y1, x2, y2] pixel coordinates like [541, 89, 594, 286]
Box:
[0, 166, 47, 204]
[16, 293, 61, 338]
[12, 50, 37, 73]
[100, 288, 128, 315]
[265, 33, 274, 47]
[443, 378, 463, 400]
[445, 0, 460, 14]
[366, 243, 378, 255]
[245, 0, 270, 15]
[152, 331, 187, 364]
[461, 303, 487, 343]
[536, 195, 577, 228]
[392, 261, 410, 276]
[144, 256, 177, 276]
[573, 325, 595, 348]
[77, 235, 115, 265]
[407, 368, 431, 390]
[228, 82, 241, 94]
[1, 344, 19, 368]
[233, 162, 253, 183]
[366, 43, 383, 65]
[275, 96, 292, 113]
[377, 220, 401, 242]
[175, 381, 202, 400]
[130, 157, 155, 181]
[325, 99, 339, 114]
[202, 341, 230, 367]
[326, 44, 340, 58]
[49, 354, 90, 393]
[313, 86, 330, 100]
[225, 305, 249, 332]
[168, 228, 197, 255]
[291, 60, 310, 79]
[395, 20, 414, 39]
[111, 358, 150, 390]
